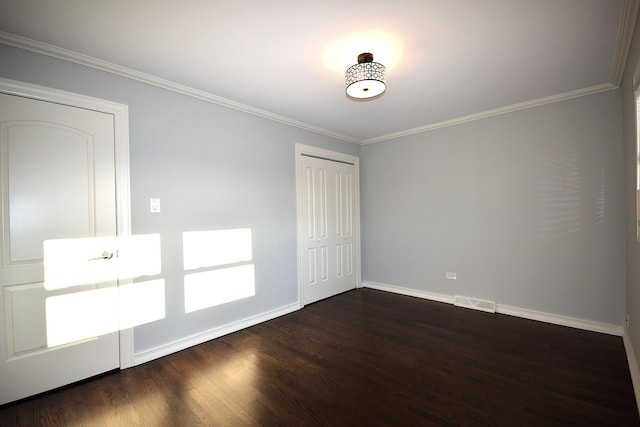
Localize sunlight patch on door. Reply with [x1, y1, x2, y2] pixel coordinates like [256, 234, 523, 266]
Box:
[43, 237, 118, 290]
[183, 229, 255, 313]
[43, 234, 161, 290]
[45, 279, 165, 347]
[46, 287, 118, 347]
[43, 234, 165, 347]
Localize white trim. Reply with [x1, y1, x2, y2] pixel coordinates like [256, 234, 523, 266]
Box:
[295, 144, 361, 307]
[0, 32, 359, 145]
[296, 144, 360, 165]
[0, 76, 129, 116]
[623, 328, 640, 414]
[0, 77, 135, 368]
[496, 304, 623, 336]
[361, 83, 617, 144]
[0, 32, 621, 148]
[611, 0, 640, 86]
[362, 281, 454, 304]
[134, 302, 301, 365]
[113, 102, 134, 368]
[361, 281, 623, 336]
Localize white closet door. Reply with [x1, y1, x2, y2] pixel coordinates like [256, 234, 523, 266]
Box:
[299, 153, 357, 305]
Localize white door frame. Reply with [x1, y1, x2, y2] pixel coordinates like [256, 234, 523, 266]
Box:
[295, 143, 361, 306]
[0, 78, 134, 368]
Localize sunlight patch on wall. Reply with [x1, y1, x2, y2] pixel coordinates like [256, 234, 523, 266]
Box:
[183, 229, 255, 313]
[119, 279, 166, 330]
[116, 234, 162, 279]
[184, 265, 255, 313]
[183, 228, 252, 270]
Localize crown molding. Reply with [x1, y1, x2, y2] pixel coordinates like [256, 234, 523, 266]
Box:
[361, 83, 617, 145]
[0, 32, 359, 145]
[611, 0, 640, 86]
[0, 31, 624, 147]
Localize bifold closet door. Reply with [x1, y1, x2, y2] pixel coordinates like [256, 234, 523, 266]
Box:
[299, 154, 356, 305]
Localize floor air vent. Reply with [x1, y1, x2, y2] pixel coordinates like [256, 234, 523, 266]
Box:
[454, 296, 496, 313]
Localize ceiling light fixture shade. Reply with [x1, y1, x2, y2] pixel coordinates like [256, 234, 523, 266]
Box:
[345, 52, 386, 99]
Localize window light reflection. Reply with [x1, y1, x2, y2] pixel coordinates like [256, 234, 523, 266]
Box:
[45, 279, 166, 347]
[183, 229, 255, 313]
[118, 279, 166, 330]
[183, 229, 252, 270]
[43, 237, 117, 290]
[184, 265, 255, 313]
[117, 234, 162, 279]
[44, 234, 162, 290]
[42, 234, 165, 347]
[46, 286, 118, 347]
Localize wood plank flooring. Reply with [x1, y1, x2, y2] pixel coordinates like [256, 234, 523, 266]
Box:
[1, 288, 639, 426]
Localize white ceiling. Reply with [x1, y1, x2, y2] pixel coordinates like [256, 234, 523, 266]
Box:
[0, 0, 628, 143]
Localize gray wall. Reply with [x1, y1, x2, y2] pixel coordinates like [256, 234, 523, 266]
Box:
[0, 44, 359, 354]
[621, 18, 640, 366]
[361, 90, 625, 324]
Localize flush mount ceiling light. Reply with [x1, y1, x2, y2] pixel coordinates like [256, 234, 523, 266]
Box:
[345, 52, 386, 99]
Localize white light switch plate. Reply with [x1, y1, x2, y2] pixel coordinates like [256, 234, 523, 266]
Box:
[150, 198, 161, 213]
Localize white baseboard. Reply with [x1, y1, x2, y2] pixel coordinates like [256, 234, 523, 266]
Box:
[133, 302, 301, 365]
[360, 281, 623, 336]
[623, 328, 640, 414]
[496, 304, 623, 336]
[362, 281, 455, 304]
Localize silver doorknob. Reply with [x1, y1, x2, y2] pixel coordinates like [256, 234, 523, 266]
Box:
[89, 251, 113, 261]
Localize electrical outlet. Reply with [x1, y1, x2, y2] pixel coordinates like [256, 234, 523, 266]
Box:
[446, 272, 457, 280]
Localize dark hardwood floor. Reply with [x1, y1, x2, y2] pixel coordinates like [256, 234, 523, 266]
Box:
[1, 288, 638, 426]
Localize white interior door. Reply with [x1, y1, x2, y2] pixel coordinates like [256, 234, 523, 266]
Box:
[0, 92, 120, 404]
[298, 147, 359, 305]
